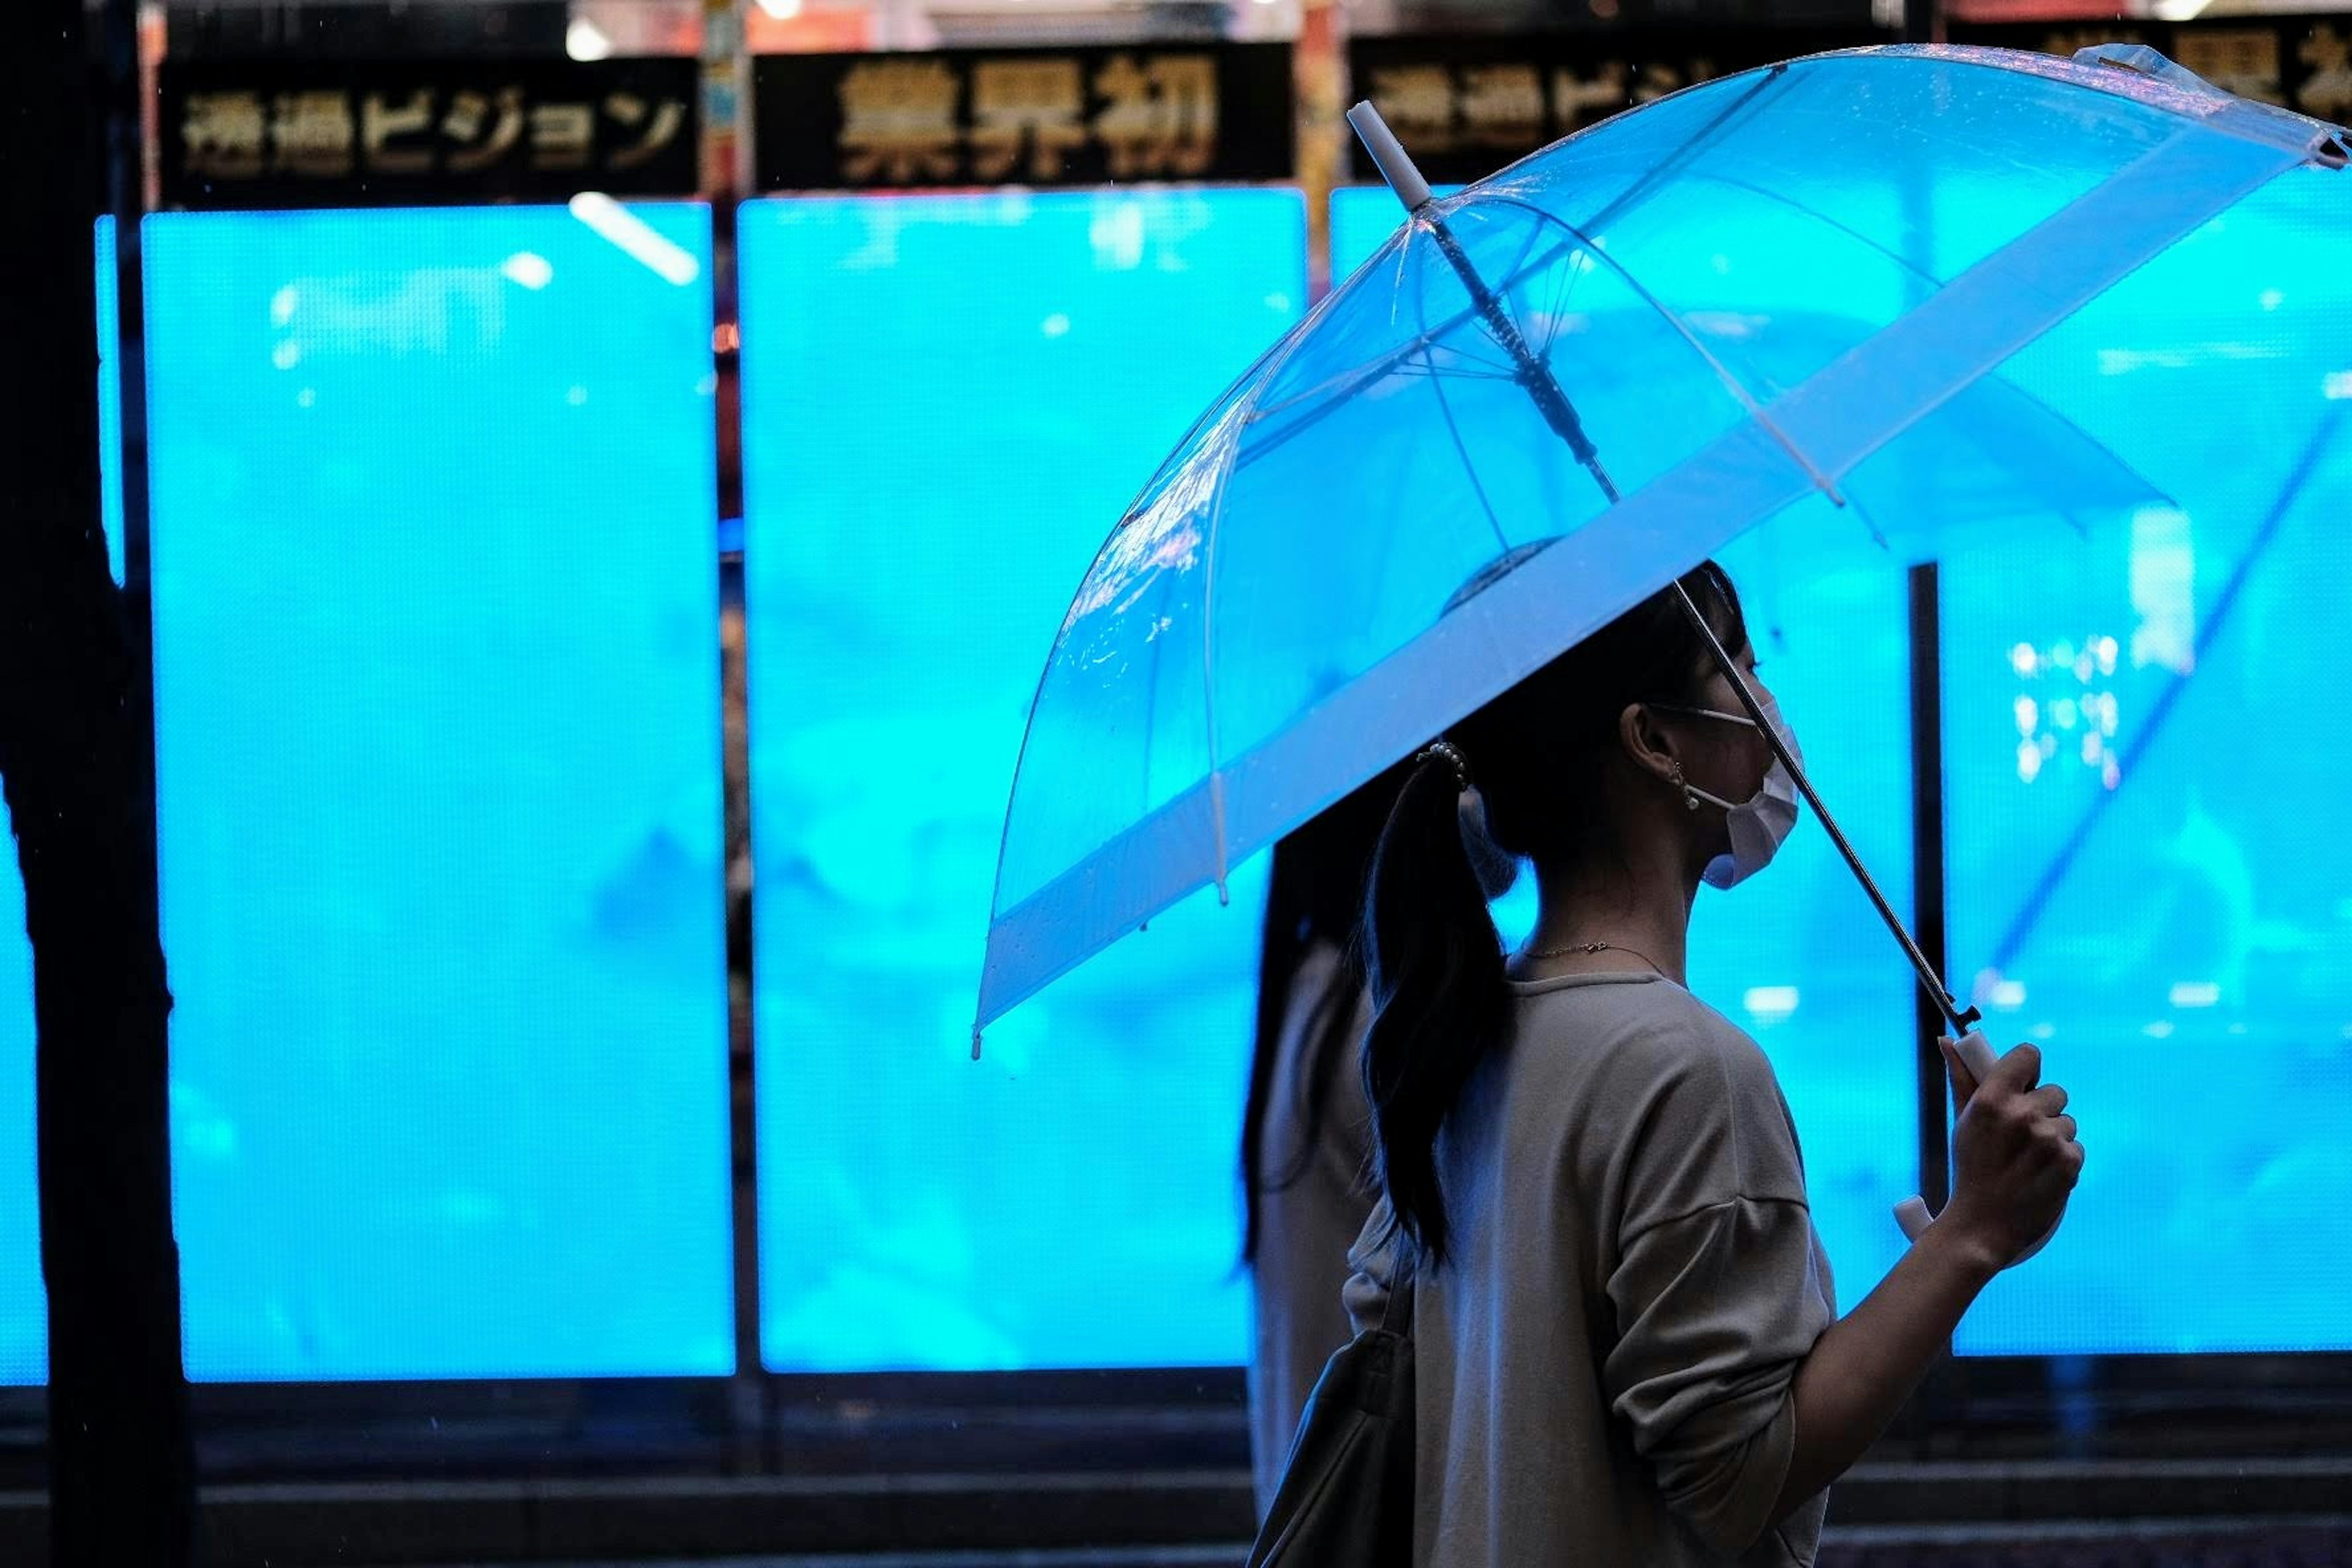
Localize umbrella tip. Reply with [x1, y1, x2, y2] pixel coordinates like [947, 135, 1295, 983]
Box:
[970, 1027, 984, 1061]
[1347, 101, 1434, 214]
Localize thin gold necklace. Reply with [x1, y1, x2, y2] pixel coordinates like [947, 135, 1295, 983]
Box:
[1520, 938, 1666, 976]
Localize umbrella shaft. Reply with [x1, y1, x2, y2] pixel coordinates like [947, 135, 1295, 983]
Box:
[1669, 581, 1979, 1038]
[1426, 219, 1619, 502]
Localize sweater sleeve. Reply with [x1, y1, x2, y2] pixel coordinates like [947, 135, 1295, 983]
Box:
[1602, 1196, 1831, 1555]
[1595, 1020, 1835, 1557]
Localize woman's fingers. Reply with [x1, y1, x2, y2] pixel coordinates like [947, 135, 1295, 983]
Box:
[1986, 1041, 2044, 1093]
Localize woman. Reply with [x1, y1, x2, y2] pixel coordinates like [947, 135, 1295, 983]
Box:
[1346, 560, 2084, 1566]
[1240, 764, 1408, 1515]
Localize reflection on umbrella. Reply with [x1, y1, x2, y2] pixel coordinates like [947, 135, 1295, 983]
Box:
[977, 44, 2352, 1047]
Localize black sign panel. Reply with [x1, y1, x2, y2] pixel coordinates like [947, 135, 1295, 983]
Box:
[1948, 16, 2352, 123]
[753, 44, 1295, 191]
[1347, 27, 1891, 184]
[160, 57, 701, 210]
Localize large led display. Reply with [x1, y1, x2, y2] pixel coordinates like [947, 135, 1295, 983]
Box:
[1945, 172, 2352, 1354]
[142, 203, 734, 1380]
[739, 189, 1306, 1370]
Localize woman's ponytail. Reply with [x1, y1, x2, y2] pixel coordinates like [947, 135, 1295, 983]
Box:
[1352, 558, 1750, 1272]
[1359, 747, 1513, 1267]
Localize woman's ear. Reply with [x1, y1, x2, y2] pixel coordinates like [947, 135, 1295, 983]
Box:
[1618, 701, 1680, 788]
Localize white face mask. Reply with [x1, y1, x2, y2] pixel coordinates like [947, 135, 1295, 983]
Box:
[1656, 695, 1804, 890]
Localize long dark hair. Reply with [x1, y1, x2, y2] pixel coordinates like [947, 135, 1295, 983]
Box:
[1360, 560, 1749, 1267]
[1241, 763, 1409, 1268]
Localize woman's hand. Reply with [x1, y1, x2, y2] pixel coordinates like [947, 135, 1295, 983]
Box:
[1771, 1039, 2082, 1532]
[1937, 1041, 2084, 1272]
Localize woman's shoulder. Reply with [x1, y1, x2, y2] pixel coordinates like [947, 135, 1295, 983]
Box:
[1514, 974, 1784, 1106]
[1515, 977, 1810, 1207]
[1516, 972, 1760, 1056]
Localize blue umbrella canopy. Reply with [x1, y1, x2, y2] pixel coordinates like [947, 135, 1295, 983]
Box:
[977, 43, 2352, 1039]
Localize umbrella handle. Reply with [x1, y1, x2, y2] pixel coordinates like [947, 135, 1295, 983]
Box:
[1893, 1031, 2062, 1265]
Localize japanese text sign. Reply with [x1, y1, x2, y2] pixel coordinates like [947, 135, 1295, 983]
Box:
[162, 58, 701, 209]
[754, 44, 1294, 190]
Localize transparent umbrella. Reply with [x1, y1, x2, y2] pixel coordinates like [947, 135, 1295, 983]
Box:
[976, 43, 2352, 1058]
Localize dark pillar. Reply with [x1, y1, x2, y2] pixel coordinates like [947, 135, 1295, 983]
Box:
[0, 1, 197, 1562]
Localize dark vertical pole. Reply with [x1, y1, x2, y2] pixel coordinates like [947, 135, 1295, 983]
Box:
[703, 0, 767, 1468]
[714, 209, 770, 1472]
[1905, 557, 1967, 1458]
[1, 0, 196, 1562]
[1908, 564, 1954, 1217]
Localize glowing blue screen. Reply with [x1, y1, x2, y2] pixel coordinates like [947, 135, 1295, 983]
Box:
[140, 205, 734, 1381]
[1943, 192, 2352, 1354]
[739, 190, 1306, 1371]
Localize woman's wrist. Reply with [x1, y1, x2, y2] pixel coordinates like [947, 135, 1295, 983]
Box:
[1915, 1210, 2006, 1290]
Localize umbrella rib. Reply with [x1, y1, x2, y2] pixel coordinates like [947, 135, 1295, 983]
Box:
[1572, 66, 1799, 239]
[1406, 320, 1521, 379]
[1408, 344, 1523, 380]
[1694, 170, 1946, 287]
[1499, 206, 1546, 290]
[1414, 333, 1514, 554]
[1134, 563, 1180, 847]
[1250, 341, 1515, 431]
[1523, 68, 1798, 366]
[1193, 337, 1308, 914]
[1387, 356, 1521, 382]
[1532, 245, 1586, 364]
[1489, 209, 1559, 360]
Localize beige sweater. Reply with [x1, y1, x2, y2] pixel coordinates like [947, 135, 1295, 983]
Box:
[1344, 971, 1838, 1567]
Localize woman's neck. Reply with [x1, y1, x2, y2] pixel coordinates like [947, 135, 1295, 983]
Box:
[1519, 845, 1696, 986]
